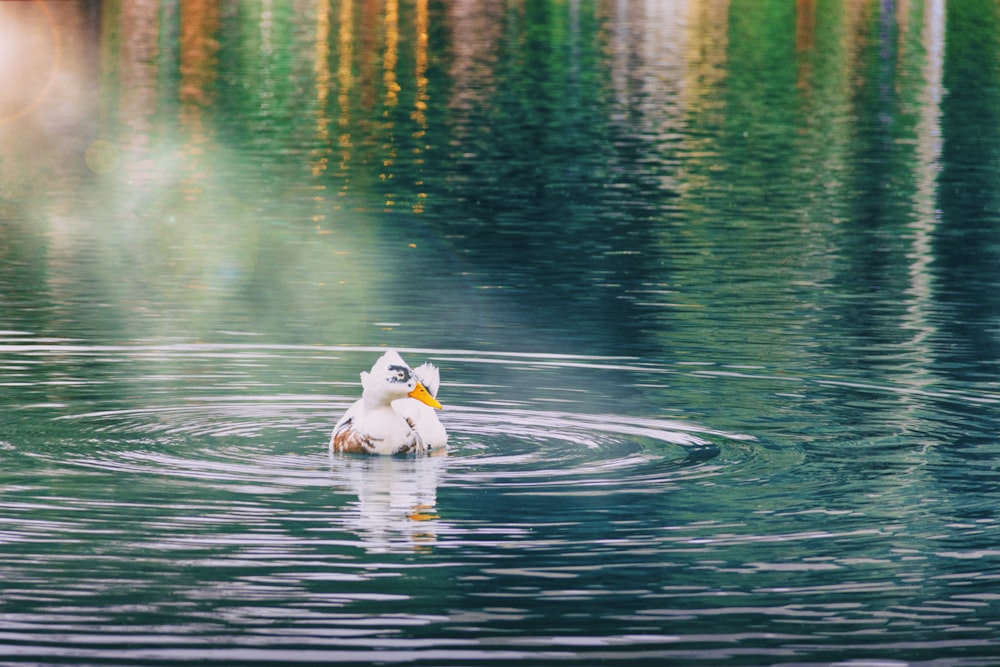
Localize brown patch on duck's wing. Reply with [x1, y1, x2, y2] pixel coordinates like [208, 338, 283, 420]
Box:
[331, 417, 379, 455]
[332, 428, 382, 454]
[331, 416, 425, 455]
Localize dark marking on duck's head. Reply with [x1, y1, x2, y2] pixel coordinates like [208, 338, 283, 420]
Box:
[387, 364, 413, 385]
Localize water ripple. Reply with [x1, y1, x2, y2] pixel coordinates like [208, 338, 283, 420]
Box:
[0, 386, 994, 664]
[49, 398, 759, 496]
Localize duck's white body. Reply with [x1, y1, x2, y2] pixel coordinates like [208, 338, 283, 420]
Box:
[330, 351, 445, 456]
[393, 363, 448, 449]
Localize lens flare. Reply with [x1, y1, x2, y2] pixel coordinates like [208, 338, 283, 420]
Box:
[0, 0, 60, 126]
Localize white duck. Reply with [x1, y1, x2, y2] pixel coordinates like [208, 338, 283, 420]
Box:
[330, 350, 444, 455]
[393, 362, 448, 450]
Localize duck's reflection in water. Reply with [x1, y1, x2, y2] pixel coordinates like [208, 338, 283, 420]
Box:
[331, 452, 449, 552]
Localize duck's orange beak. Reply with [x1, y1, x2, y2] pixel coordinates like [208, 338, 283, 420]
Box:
[408, 382, 442, 409]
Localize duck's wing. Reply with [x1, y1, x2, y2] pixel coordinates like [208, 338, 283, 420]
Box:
[399, 416, 426, 454]
[330, 402, 426, 455]
[333, 421, 425, 455]
[332, 419, 383, 454]
[392, 398, 447, 450]
[330, 401, 370, 453]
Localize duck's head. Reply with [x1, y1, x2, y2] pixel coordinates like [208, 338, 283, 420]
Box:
[361, 350, 443, 409]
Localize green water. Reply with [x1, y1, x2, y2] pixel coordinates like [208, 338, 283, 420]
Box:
[2, 0, 1000, 664]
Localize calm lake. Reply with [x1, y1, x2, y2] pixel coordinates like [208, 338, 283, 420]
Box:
[3, 0, 1000, 664]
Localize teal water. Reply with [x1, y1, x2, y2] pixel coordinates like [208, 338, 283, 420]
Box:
[3, 0, 1000, 664]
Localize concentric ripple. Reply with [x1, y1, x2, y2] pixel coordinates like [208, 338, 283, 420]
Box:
[49, 397, 763, 499]
[439, 405, 757, 494]
[6, 344, 989, 665]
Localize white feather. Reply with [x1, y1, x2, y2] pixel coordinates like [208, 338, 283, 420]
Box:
[393, 362, 447, 450]
[331, 352, 447, 455]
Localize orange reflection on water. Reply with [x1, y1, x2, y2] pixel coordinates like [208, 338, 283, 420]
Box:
[179, 0, 219, 109]
[383, 0, 400, 109]
[313, 0, 332, 180]
[381, 0, 399, 208]
[412, 0, 429, 213]
[336, 0, 355, 207]
[179, 0, 220, 163]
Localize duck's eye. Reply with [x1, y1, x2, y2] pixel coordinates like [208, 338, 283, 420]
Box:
[387, 364, 412, 384]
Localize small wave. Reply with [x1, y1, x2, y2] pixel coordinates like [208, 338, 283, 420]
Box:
[48, 399, 760, 501]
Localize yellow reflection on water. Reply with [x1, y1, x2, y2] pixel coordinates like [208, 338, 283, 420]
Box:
[336, 0, 354, 208]
[381, 0, 400, 208]
[313, 0, 332, 180]
[412, 0, 429, 213]
[383, 0, 400, 109]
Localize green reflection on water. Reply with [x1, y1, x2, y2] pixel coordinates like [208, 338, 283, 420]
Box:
[3, 2, 1000, 663]
[0, 0, 994, 378]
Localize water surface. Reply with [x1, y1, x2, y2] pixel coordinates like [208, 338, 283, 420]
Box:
[2, 0, 1000, 664]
